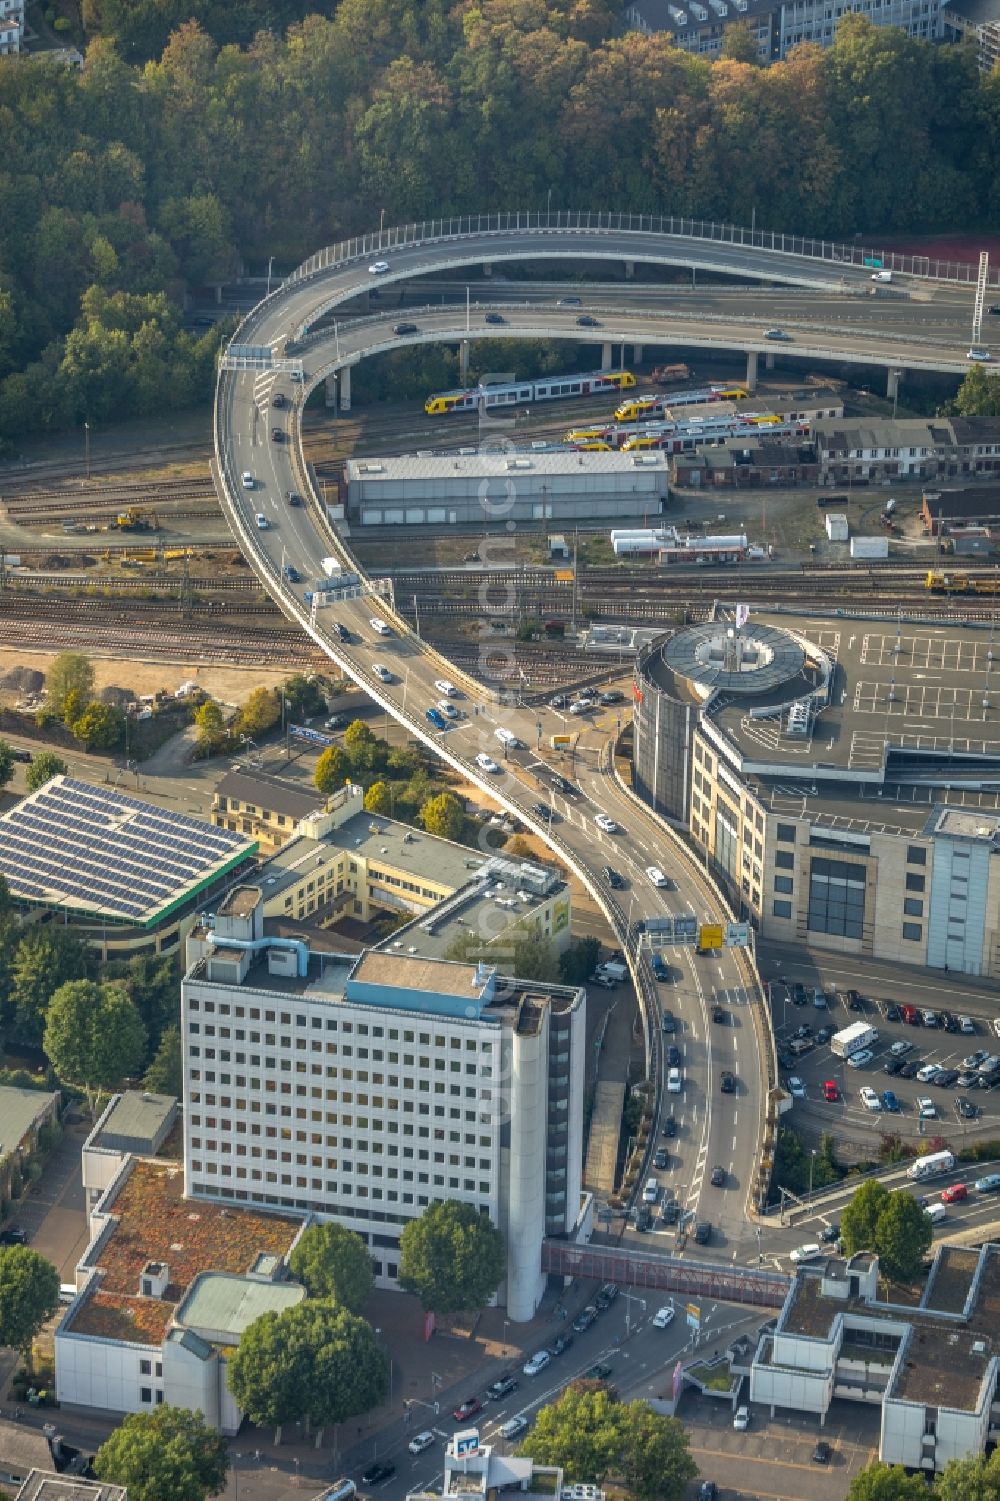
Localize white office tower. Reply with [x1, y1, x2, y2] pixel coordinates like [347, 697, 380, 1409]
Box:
[181, 888, 586, 1321]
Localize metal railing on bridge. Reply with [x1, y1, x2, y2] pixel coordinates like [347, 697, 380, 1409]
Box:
[286, 211, 998, 289]
[541, 1239, 790, 1309]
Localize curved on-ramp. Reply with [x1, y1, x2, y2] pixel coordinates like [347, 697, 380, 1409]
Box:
[214, 213, 942, 1233]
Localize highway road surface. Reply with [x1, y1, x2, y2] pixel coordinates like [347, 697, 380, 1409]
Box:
[212, 219, 991, 1274]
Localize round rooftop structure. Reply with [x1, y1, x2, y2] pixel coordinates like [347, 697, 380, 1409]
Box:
[662, 621, 806, 696]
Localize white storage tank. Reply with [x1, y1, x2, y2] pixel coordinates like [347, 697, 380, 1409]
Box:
[850, 535, 889, 559]
[825, 513, 849, 542]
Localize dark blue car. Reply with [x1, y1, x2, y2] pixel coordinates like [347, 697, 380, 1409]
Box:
[426, 707, 447, 730]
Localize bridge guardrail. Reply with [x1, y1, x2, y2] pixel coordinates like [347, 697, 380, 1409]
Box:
[286, 211, 997, 290]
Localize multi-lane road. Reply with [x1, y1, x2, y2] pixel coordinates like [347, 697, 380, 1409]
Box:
[212, 222, 991, 1282]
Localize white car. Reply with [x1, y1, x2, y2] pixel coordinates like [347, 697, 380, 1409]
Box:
[890, 1040, 913, 1056]
[733, 1406, 750, 1431]
[790, 1243, 822, 1264]
[435, 679, 458, 697]
[475, 752, 500, 773]
[993, 1018, 1000, 1039]
[372, 663, 392, 684]
[368, 260, 390, 274]
[643, 1177, 659, 1203]
[846, 1049, 873, 1068]
[499, 1416, 528, 1440]
[436, 700, 459, 719]
[918, 1097, 937, 1119]
[255, 512, 269, 529]
[408, 1431, 435, 1455]
[369, 617, 391, 635]
[568, 700, 592, 716]
[594, 813, 619, 834]
[968, 347, 992, 361]
[652, 1305, 675, 1329]
[860, 1086, 881, 1112]
[241, 471, 254, 490]
[666, 1066, 682, 1093]
[916, 1063, 941, 1083]
[959, 1016, 976, 1034]
[787, 1076, 806, 1099]
[523, 1349, 551, 1376]
[646, 866, 668, 888]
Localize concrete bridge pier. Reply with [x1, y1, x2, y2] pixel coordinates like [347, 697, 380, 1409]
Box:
[765, 351, 775, 370]
[625, 261, 635, 279]
[339, 364, 351, 412]
[633, 345, 644, 365]
[483, 263, 493, 277]
[460, 340, 470, 382]
[602, 342, 613, 370]
[887, 367, 903, 400]
[325, 374, 337, 409]
[746, 350, 759, 393]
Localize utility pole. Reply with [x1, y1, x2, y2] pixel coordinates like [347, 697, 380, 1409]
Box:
[84, 421, 91, 480]
[413, 593, 421, 639]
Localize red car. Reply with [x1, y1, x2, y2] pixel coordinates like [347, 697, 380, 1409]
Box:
[453, 1396, 482, 1422]
[822, 1080, 840, 1102]
[901, 1003, 919, 1025]
[941, 1183, 968, 1204]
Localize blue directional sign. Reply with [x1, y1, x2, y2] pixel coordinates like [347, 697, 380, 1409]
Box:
[289, 723, 336, 748]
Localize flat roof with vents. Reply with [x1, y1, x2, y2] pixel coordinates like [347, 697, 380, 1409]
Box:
[0, 776, 255, 927]
[345, 452, 668, 481]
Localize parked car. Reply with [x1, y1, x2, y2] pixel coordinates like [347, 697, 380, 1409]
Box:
[523, 1351, 551, 1377]
[549, 1332, 574, 1356]
[956, 1096, 978, 1119]
[0, 1227, 27, 1245]
[899, 1059, 922, 1079]
[918, 1097, 937, 1118]
[787, 1076, 806, 1098]
[860, 1086, 881, 1111]
[881, 1089, 900, 1112]
[812, 1441, 832, 1465]
[959, 1015, 976, 1033]
[883, 1058, 904, 1077]
[890, 1040, 913, 1056]
[885, 1003, 901, 1022]
[733, 1407, 750, 1431]
[572, 1306, 598, 1332]
[846, 1050, 874, 1068]
[934, 1068, 959, 1088]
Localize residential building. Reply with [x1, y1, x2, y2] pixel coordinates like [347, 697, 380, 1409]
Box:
[750, 1242, 1000, 1471]
[14, 1476, 126, 1501]
[0, 775, 256, 961]
[181, 888, 588, 1321]
[632, 610, 1000, 974]
[815, 416, 1000, 487]
[56, 1157, 304, 1433]
[625, 0, 944, 62]
[0, 1085, 61, 1209]
[943, 0, 1000, 69]
[671, 438, 819, 488]
[211, 768, 329, 853]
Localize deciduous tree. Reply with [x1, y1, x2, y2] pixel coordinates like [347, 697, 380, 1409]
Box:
[0, 1246, 59, 1361]
[398, 1201, 505, 1314]
[288, 1223, 374, 1313]
[872, 1191, 932, 1284]
[9, 927, 91, 1046]
[0, 740, 13, 789]
[315, 744, 352, 794]
[840, 1179, 891, 1256]
[142, 1024, 182, 1097]
[363, 780, 392, 815]
[43, 980, 146, 1112]
[420, 791, 464, 841]
[45, 653, 94, 718]
[525, 1385, 697, 1500]
[94, 1404, 229, 1501]
[844, 1462, 934, 1501]
[24, 750, 68, 791]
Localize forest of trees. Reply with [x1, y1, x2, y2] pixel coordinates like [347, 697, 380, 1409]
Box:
[2, 1, 999, 446]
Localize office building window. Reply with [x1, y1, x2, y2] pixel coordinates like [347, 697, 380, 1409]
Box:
[902, 922, 922, 942]
[776, 823, 796, 843]
[772, 899, 792, 919]
[807, 856, 865, 939]
[774, 875, 793, 894]
[775, 850, 795, 870]
[906, 845, 926, 865]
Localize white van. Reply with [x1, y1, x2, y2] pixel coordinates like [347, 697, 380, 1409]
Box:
[924, 1202, 947, 1225]
[495, 727, 521, 749]
[241, 471, 254, 489]
[871, 270, 893, 283]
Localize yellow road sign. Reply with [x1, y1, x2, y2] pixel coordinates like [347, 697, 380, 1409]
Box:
[698, 924, 724, 951]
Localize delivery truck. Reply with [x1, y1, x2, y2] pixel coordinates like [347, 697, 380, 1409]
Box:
[830, 1021, 879, 1059]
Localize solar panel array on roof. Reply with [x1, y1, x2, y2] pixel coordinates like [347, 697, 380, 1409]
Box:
[0, 775, 250, 922]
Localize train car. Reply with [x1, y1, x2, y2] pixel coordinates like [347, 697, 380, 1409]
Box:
[424, 369, 636, 415]
[621, 416, 810, 452]
[614, 385, 733, 422]
[926, 571, 1000, 594]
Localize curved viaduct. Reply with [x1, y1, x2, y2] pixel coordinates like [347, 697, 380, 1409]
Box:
[212, 215, 987, 1290]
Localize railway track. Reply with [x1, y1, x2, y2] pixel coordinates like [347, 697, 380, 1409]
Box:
[0, 614, 325, 667]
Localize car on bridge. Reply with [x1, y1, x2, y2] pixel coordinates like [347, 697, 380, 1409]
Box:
[666, 1068, 682, 1093]
[787, 1077, 805, 1098]
[393, 322, 418, 336]
[475, 752, 500, 773]
[369, 617, 391, 635]
[594, 813, 619, 834]
[255, 513, 269, 529]
[764, 328, 791, 340]
[426, 707, 447, 730]
[603, 865, 625, 889]
[241, 471, 254, 489]
[373, 664, 393, 684]
[576, 315, 600, 327]
[484, 313, 506, 325]
[282, 564, 301, 584]
[368, 260, 390, 275]
[435, 679, 458, 697]
[646, 865, 671, 888]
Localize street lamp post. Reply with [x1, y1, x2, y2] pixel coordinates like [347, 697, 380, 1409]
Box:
[266, 254, 275, 296]
[808, 1148, 817, 1196]
[84, 421, 90, 480]
[547, 187, 553, 218]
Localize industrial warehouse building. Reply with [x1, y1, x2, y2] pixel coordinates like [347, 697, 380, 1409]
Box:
[626, 0, 946, 63]
[751, 1242, 1000, 1472]
[180, 889, 588, 1321]
[632, 611, 1000, 975]
[345, 451, 669, 527]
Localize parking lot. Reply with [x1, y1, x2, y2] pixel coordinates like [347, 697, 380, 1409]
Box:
[681, 1392, 880, 1501]
[768, 977, 999, 1148]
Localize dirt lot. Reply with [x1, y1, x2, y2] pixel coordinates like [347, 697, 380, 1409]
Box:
[0, 648, 289, 708]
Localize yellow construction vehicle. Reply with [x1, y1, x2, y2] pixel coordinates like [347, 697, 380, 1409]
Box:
[114, 508, 159, 531]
